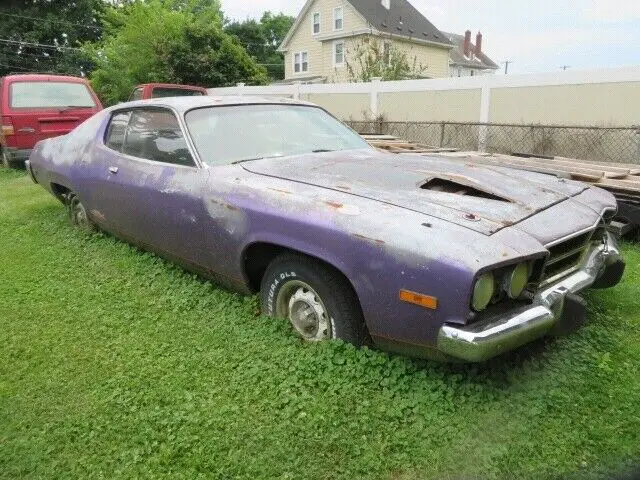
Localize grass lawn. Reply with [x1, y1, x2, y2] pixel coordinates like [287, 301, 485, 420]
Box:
[1, 168, 639, 479]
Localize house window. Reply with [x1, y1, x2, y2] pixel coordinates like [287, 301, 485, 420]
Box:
[334, 7, 343, 30]
[334, 41, 345, 67]
[312, 12, 320, 34]
[383, 41, 391, 66]
[294, 51, 309, 73]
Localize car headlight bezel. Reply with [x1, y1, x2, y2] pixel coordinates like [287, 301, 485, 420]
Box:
[504, 263, 529, 299]
[471, 272, 496, 312]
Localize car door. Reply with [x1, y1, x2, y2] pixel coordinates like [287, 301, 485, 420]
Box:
[91, 106, 212, 268]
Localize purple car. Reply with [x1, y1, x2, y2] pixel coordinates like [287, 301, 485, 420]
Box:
[25, 96, 625, 362]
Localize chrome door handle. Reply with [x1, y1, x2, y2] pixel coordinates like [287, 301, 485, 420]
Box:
[109, 167, 118, 174]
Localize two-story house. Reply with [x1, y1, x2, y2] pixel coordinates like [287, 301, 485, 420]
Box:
[277, 0, 453, 83]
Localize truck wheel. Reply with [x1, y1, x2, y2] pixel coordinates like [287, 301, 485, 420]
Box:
[67, 192, 97, 233]
[1, 148, 11, 168]
[260, 253, 370, 346]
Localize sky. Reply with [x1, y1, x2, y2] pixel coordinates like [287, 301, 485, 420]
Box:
[221, 0, 640, 75]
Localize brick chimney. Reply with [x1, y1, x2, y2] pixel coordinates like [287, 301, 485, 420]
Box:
[464, 30, 472, 57]
[475, 32, 483, 56]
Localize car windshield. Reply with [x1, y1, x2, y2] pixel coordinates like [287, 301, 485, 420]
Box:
[10, 81, 96, 108]
[152, 88, 205, 98]
[184, 104, 370, 166]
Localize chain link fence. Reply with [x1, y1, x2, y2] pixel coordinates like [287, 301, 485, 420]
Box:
[345, 121, 640, 164]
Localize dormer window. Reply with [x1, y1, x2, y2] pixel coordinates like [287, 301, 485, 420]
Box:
[382, 0, 391, 9]
[334, 7, 343, 31]
[312, 12, 320, 34]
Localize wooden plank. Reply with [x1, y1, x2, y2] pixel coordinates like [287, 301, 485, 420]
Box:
[442, 155, 603, 182]
[556, 157, 640, 175]
[596, 180, 640, 194]
[361, 134, 398, 140]
[486, 154, 607, 179]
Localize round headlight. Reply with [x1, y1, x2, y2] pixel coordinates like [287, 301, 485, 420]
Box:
[505, 263, 529, 299]
[472, 272, 495, 312]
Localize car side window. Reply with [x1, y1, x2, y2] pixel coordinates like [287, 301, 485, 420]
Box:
[104, 111, 131, 153]
[122, 108, 195, 167]
[129, 87, 143, 101]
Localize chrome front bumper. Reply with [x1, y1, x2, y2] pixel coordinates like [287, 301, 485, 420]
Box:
[437, 234, 624, 362]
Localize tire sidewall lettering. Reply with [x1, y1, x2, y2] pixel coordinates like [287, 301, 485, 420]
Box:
[266, 271, 297, 315]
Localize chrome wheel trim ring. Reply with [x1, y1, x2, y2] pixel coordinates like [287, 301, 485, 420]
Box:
[275, 280, 332, 341]
[71, 198, 89, 228]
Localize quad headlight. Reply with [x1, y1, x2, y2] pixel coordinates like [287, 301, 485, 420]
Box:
[471, 262, 531, 312]
[504, 263, 529, 299]
[472, 272, 495, 312]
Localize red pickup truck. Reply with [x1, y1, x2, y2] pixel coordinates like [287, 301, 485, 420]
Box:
[128, 83, 207, 101]
[1, 74, 103, 168]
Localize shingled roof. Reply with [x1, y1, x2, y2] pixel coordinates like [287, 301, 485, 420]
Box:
[279, 0, 452, 51]
[348, 0, 452, 46]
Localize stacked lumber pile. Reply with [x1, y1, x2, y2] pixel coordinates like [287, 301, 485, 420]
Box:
[361, 134, 458, 154]
[431, 151, 640, 194]
[361, 134, 640, 233]
[361, 134, 640, 197]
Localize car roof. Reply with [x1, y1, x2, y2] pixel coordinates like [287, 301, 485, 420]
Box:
[110, 95, 316, 113]
[136, 83, 207, 90]
[1, 74, 88, 83]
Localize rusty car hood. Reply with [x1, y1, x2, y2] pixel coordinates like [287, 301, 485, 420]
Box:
[242, 149, 589, 235]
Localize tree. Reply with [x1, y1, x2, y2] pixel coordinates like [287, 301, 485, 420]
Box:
[345, 36, 428, 82]
[0, 0, 104, 77]
[86, 0, 268, 105]
[224, 11, 294, 81]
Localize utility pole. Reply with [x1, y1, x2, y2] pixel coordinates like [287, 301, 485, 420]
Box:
[560, 65, 571, 71]
[502, 60, 513, 75]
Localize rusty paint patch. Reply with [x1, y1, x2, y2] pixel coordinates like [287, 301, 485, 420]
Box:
[90, 209, 106, 222]
[324, 201, 344, 209]
[210, 199, 239, 211]
[335, 184, 351, 190]
[353, 233, 386, 245]
[267, 187, 293, 195]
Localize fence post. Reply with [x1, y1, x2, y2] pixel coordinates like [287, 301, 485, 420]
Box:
[478, 81, 491, 152]
[370, 77, 382, 118]
[292, 81, 301, 100]
[236, 82, 245, 96]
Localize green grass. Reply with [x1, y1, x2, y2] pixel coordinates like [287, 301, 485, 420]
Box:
[1, 169, 639, 480]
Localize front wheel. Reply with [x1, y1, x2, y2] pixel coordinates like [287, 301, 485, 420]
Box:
[260, 253, 369, 346]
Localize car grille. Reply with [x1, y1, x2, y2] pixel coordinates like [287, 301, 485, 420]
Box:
[540, 230, 595, 284]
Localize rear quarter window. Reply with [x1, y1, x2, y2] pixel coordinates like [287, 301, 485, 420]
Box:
[10, 82, 96, 109]
[105, 111, 131, 152]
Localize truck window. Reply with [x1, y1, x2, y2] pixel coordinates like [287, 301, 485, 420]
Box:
[10, 82, 96, 108]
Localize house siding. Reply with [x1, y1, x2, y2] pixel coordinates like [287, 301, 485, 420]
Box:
[283, 0, 368, 80]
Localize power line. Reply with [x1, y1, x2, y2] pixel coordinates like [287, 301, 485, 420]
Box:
[0, 38, 83, 51]
[0, 11, 101, 31]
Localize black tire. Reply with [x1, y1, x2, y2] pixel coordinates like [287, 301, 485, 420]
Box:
[1, 147, 11, 168]
[67, 192, 97, 233]
[260, 253, 370, 346]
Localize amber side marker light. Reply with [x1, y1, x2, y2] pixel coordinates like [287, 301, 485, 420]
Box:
[399, 290, 438, 310]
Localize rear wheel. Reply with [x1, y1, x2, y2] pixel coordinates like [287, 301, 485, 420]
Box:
[1, 148, 11, 168]
[260, 253, 369, 346]
[67, 192, 97, 233]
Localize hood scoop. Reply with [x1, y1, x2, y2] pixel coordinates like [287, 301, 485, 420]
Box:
[420, 177, 511, 202]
